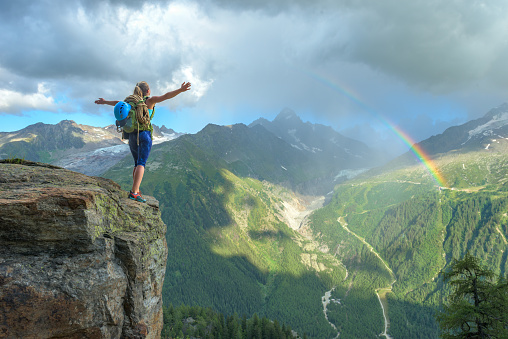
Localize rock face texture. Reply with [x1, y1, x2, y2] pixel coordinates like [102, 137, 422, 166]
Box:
[0, 161, 168, 338]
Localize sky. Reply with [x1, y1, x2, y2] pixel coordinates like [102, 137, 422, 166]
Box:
[1, 0, 508, 156]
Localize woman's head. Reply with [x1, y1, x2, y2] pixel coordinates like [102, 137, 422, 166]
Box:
[134, 81, 150, 97]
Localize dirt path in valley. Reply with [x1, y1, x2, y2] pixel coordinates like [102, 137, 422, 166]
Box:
[337, 216, 396, 339]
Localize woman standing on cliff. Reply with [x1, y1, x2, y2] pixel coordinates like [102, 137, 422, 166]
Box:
[95, 81, 191, 202]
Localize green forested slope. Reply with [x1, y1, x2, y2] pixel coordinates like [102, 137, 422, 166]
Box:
[308, 144, 508, 338]
[162, 303, 299, 338]
[104, 138, 345, 338]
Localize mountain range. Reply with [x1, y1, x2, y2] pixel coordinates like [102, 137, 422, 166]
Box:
[0, 120, 183, 176]
[0, 110, 384, 194]
[3, 104, 508, 338]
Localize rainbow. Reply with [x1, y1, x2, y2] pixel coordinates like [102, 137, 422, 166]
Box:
[302, 69, 447, 187]
[382, 119, 447, 187]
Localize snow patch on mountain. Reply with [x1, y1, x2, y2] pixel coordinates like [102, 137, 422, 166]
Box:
[91, 143, 129, 156]
[57, 131, 183, 176]
[81, 131, 180, 158]
[330, 137, 344, 148]
[154, 132, 181, 145]
[287, 129, 323, 153]
[463, 112, 508, 145]
[290, 143, 322, 153]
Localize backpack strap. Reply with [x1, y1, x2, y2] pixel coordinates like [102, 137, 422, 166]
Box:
[143, 96, 156, 120]
[131, 96, 154, 146]
[150, 106, 156, 120]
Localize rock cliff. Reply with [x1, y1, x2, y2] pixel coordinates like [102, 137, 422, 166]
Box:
[0, 160, 168, 338]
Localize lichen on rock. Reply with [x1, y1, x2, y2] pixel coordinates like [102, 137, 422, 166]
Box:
[0, 160, 168, 338]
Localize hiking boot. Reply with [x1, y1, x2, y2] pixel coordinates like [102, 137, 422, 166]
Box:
[128, 191, 146, 203]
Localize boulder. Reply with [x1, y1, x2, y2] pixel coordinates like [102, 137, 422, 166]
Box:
[0, 160, 168, 338]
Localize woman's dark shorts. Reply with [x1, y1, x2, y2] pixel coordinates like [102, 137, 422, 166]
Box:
[128, 130, 152, 167]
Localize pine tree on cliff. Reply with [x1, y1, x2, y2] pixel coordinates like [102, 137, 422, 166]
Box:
[437, 252, 508, 338]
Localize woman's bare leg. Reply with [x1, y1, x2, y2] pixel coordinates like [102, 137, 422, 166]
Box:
[131, 165, 145, 193]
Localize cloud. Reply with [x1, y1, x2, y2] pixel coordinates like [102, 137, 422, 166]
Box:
[0, 1, 197, 81]
[0, 2, 118, 79]
[0, 83, 57, 115]
[0, 0, 216, 114]
[155, 66, 214, 109]
[205, 0, 508, 92]
[336, 1, 508, 93]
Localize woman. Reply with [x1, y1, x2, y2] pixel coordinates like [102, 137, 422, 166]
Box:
[95, 81, 191, 202]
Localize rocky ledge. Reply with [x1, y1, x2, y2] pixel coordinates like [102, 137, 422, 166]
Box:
[0, 160, 168, 338]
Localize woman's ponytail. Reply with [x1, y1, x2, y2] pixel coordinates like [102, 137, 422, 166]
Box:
[124, 82, 151, 127]
[133, 85, 144, 98]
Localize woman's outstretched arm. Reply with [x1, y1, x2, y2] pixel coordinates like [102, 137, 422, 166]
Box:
[146, 82, 191, 108]
[95, 98, 119, 106]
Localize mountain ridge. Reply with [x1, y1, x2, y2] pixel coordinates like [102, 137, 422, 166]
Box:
[366, 103, 508, 181]
[0, 120, 185, 176]
[418, 103, 507, 154]
[249, 108, 385, 167]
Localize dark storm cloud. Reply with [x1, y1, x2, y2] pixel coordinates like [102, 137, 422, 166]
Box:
[1, 0, 507, 149]
[1, 1, 120, 79]
[0, 0, 183, 81]
[205, 0, 508, 93]
[336, 1, 508, 92]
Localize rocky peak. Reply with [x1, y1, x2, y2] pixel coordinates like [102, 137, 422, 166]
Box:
[158, 125, 178, 135]
[57, 119, 78, 127]
[0, 160, 168, 338]
[484, 102, 508, 119]
[273, 108, 302, 124]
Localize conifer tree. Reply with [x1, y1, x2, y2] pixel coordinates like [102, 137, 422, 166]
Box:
[437, 252, 508, 338]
